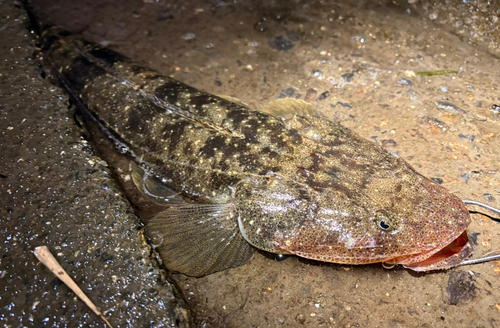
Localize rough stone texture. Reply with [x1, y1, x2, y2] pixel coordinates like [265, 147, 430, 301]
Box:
[0, 1, 185, 327]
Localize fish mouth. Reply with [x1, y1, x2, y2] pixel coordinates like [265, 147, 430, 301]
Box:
[396, 231, 472, 271]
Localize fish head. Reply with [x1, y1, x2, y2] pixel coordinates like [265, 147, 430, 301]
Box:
[375, 175, 473, 271]
[236, 169, 472, 271]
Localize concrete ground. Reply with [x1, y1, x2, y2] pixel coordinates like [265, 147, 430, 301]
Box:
[0, 1, 189, 327]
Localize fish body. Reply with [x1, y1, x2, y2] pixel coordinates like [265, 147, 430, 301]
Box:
[37, 25, 472, 277]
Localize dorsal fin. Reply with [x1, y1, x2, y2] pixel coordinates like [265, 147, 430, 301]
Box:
[260, 98, 316, 119]
[217, 95, 250, 108]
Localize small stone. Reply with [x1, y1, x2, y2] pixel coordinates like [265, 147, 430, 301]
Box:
[181, 33, 196, 40]
[489, 104, 500, 114]
[397, 78, 412, 86]
[295, 314, 306, 324]
[317, 91, 330, 101]
[404, 70, 416, 77]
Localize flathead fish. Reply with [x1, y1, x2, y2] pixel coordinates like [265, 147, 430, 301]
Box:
[31, 18, 485, 277]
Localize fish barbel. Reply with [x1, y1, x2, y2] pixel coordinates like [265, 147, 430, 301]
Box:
[31, 18, 486, 277]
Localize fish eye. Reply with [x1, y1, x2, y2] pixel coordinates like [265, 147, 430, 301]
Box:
[374, 210, 392, 231]
[378, 220, 391, 230]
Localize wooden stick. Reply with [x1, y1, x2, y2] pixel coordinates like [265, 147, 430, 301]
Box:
[34, 246, 114, 328]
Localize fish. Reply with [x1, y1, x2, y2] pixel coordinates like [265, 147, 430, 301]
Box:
[28, 12, 479, 278]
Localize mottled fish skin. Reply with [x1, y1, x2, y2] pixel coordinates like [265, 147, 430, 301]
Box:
[39, 26, 471, 275]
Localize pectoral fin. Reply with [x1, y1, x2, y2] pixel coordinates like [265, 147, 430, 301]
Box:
[130, 161, 184, 204]
[147, 203, 255, 277]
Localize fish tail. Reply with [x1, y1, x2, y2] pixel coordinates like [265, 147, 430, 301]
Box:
[20, 0, 76, 55]
[18, 0, 49, 37]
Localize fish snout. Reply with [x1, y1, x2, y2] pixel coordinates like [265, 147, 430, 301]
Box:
[388, 181, 472, 270]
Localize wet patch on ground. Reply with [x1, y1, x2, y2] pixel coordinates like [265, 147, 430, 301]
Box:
[445, 271, 478, 305]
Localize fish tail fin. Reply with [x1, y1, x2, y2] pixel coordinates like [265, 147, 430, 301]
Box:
[20, 1, 75, 57]
[18, 0, 50, 37]
[147, 203, 254, 277]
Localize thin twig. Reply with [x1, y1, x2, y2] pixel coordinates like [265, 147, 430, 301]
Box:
[33, 246, 114, 328]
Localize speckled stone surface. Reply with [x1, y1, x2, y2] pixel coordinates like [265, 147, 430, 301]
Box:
[0, 1, 187, 326]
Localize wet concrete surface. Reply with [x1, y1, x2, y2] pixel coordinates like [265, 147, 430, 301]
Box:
[0, 1, 188, 327]
[2, 0, 500, 327]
